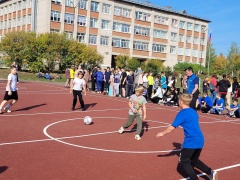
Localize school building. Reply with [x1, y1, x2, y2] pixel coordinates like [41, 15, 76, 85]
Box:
[0, 0, 210, 69]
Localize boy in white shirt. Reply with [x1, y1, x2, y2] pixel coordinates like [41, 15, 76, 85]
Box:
[0, 66, 18, 114]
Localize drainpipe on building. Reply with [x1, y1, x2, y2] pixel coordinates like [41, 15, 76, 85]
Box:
[33, 0, 37, 32]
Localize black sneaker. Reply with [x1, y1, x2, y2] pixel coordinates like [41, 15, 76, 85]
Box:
[209, 170, 218, 180]
[81, 107, 85, 111]
[72, 107, 75, 111]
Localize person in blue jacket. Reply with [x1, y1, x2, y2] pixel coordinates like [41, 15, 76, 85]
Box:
[201, 93, 213, 113]
[94, 67, 104, 93]
[160, 72, 167, 91]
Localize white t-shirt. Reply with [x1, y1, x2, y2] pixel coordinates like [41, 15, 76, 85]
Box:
[73, 78, 85, 91]
[6, 74, 17, 91]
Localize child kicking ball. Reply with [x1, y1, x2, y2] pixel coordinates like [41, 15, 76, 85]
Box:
[119, 86, 147, 140]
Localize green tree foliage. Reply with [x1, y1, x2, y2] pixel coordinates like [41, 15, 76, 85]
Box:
[227, 42, 239, 61]
[226, 42, 240, 76]
[115, 54, 129, 68]
[126, 57, 140, 70]
[212, 53, 227, 75]
[142, 59, 164, 75]
[173, 62, 206, 74]
[205, 43, 216, 75]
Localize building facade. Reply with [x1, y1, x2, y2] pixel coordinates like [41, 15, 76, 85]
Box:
[0, 0, 210, 69]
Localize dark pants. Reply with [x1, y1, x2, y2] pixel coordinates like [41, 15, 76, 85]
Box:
[126, 83, 134, 97]
[190, 93, 199, 110]
[72, 90, 84, 108]
[96, 80, 103, 92]
[201, 105, 212, 113]
[148, 85, 153, 98]
[91, 77, 96, 91]
[104, 81, 110, 92]
[220, 93, 227, 105]
[151, 97, 161, 104]
[179, 148, 212, 180]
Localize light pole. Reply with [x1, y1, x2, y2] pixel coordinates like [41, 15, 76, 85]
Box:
[201, 27, 210, 75]
[72, 2, 80, 40]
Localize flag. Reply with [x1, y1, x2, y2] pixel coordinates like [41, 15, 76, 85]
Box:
[208, 32, 212, 43]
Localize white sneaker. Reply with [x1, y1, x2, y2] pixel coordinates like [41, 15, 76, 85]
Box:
[135, 134, 141, 140]
[209, 170, 218, 180]
[4, 107, 11, 113]
[118, 127, 124, 134]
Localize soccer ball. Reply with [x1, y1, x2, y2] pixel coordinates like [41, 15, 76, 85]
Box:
[84, 116, 92, 125]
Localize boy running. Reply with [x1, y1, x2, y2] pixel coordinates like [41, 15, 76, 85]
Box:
[0, 66, 18, 114]
[119, 86, 147, 140]
[156, 94, 218, 180]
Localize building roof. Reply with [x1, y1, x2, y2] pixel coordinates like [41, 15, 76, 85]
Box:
[121, 0, 211, 23]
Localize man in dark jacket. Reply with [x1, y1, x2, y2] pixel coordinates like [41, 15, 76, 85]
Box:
[217, 74, 231, 104]
[91, 66, 98, 92]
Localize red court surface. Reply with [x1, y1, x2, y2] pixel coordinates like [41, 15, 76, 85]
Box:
[0, 80, 239, 180]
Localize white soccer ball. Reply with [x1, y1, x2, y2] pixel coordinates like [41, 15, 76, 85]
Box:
[84, 116, 92, 125]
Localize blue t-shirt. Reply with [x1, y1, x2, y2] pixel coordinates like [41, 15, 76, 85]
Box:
[230, 104, 240, 113]
[160, 76, 167, 89]
[216, 98, 224, 109]
[204, 96, 213, 107]
[197, 97, 203, 107]
[187, 74, 199, 94]
[172, 108, 204, 149]
[104, 71, 111, 81]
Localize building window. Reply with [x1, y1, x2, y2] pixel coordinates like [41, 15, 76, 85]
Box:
[17, 17, 21, 26]
[114, 6, 131, 18]
[12, 18, 16, 27]
[50, 29, 60, 33]
[100, 36, 109, 46]
[201, 25, 206, 32]
[18, 1, 21, 11]
[186, 36, 191, 43]
[28, 0, 32, 7]
[187, 22, 193, 30]
[135, 11, 151, 22]
[8, 19, 11, 28]
[112, 38, 129, 48]
[22, 15, 26, 25]
[52, 0, 61, 4]
[194, 24, 199, 32]
[90, 1, 99, 12]
[9, 5, 12, 13]
[192, 50, 198, 57]
[179, 34, 184, 42]
[101, 20, 110, 30]
[113, 22, 130, 33]
[179, 21, 185, 29]
[65, 31, 73, 39]
[78, 0, 87, 9]
[0, 21, 2, 29]
[134, 26, 150, 36]
[199, 50, 203, 58]
[185, 49, 191, 56]
[171, 32, 177, 41]
[102, 3, 111, 14]
[154, 15, 168, 25]
[22, 0, 27, 9]
[170, 46, 176, 54]
[133, 41, 149, 51]
[77, 33, 85, 43]
[153, 29, 167, 39]
[27, 14, 31, 24]
[193, 37, 198, 44]
[152, 44, 166, 53]
[178, 47, 183, 55]
[4, 20, 7, 29]
[64, 13, 74, 24]
[89, 34, 97, 44]
[200, 38, 204, 45]
[90, 18, 98, 28]
[51, 11, 61, 22]
[65, 0, 74, 7]
[13, 3, 17, 11]
[78, 16, 86, 26]
[172, 19, 178, 28]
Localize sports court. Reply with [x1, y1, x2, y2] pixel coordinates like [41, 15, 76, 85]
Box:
[0, 80, 239, 179]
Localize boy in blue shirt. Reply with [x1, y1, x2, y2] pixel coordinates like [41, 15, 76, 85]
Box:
[156, 94, 217, 180]
[210, 93, 225, 115]
[201, 93, 213, 113]
[226, 99, 240, 118]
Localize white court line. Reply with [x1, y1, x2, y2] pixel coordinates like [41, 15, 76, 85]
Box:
[180, 163, 240, 180]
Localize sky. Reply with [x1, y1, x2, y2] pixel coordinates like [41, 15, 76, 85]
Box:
[149, 0, 240, 56]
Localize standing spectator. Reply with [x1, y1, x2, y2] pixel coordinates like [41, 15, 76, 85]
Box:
[138, 72, 143, 86]
[171, 76, 176, 88]
[232, 77, 239, 100]
[120, 68, 127, 98]
[134, 67, 142, 89]
[153, 76, 160, 93]
[91, 66, 98, 92]
[126, 70, 134, 98]
[217, 74, 231, 104]
[209, 74, 218, 104]
[226, 75, 232, 106]
[104, 67, 111, 93]
[84, 69, 90, 91]
[113, 69, 121, 97]
[202, 77, 209, 94]
[94, 67, 104, 93]
[182, 75, 188, 93]
[160, 72, 167, 91]
[64, 68, 70, 88]
[185, 67, 200, 110]
[69, 65, 75, 86]
[75, 65, 84, 78]
[147, 72, 154, 98]
[142, 72, 148, 88]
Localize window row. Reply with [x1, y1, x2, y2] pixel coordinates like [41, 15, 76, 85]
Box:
[0, 0, 32, 15]
[0, 15, 31, 29]
[174, 19, 206, 32]
[178, 48, 204, 57]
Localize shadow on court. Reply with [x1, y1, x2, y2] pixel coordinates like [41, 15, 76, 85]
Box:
[123, 121, 149, 136]
[14, 103, 47, 112]
[84, 103, 97, 110]
[0, 166, 8, 174]
[157, 142, 181, 157]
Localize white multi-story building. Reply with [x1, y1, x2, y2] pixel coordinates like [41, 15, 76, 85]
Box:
[0, 0, 210, 68]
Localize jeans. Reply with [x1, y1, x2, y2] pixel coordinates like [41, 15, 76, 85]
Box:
[126, 83, 134, 97]
[210, 90, 216, 105]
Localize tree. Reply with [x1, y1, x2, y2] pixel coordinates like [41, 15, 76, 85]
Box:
[228, 54, 240, 77]
[212, 53, 227, 75]
[174, 62, 206, 74]
[226, 42, 240, 75]
[126, 57, 140, 70]
[205, 43, 216, 75]
[115, 54, 129, 68]
[142, 59, 164, 75]
[227, 42, 239, 61]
